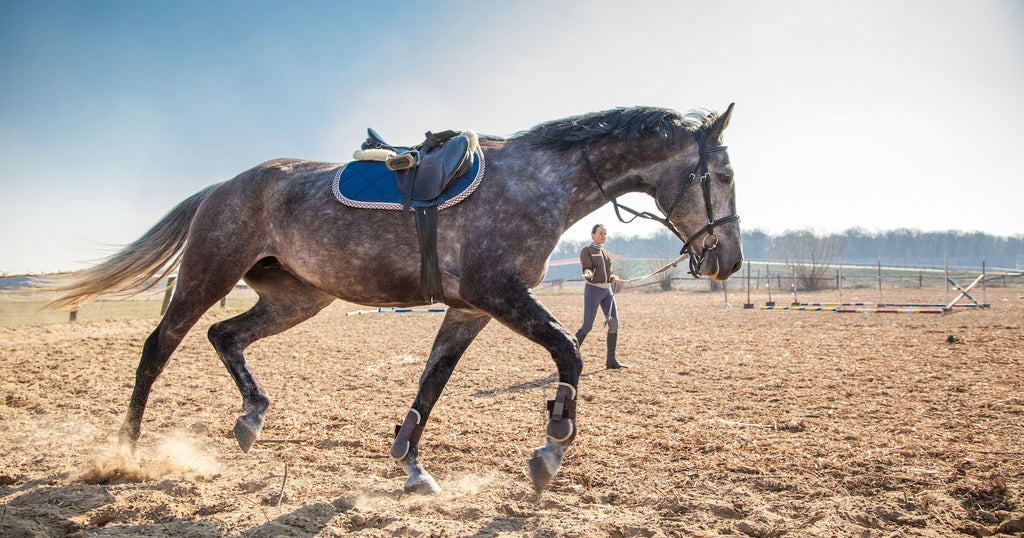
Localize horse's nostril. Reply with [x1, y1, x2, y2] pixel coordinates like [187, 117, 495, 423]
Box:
[731, 259, 743, 275]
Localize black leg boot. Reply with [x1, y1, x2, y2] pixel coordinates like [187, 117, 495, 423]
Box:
[574, 329, 586, 348]
[606, 333, 628, 369]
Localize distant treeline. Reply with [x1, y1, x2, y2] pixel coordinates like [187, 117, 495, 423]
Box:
[553, 228, 1024, 270]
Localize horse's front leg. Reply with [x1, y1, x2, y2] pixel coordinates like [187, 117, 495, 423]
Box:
[392, 309, 490, 494]
[461, 276, 583, 493]
[528, 381, 578, 492]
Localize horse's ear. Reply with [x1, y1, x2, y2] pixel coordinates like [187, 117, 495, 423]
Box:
[708, 103, 735, 139]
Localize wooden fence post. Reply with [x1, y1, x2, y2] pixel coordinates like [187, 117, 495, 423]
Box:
[877, 257, 883, 304]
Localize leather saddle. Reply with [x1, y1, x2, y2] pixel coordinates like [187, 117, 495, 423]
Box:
[362, 129, 474, 211]
[357, 128, 477, 305]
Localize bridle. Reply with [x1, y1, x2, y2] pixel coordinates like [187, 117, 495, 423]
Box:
[581, 132, 740, 278]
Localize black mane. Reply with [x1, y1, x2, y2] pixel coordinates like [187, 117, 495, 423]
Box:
[518, 106, 717, 151]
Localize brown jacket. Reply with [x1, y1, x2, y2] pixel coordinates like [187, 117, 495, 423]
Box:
[580, 245, 614, 284]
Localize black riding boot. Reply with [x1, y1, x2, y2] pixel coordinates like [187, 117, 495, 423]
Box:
[606, 332, 628, 369]
[574, 329, 586, 348]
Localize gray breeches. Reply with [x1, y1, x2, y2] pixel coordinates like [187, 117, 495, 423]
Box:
[577, 283, 619, 336]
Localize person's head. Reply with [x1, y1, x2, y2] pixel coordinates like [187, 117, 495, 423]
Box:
[591, 224, 607, 246]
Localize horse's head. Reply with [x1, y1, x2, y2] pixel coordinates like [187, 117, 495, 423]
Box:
[654, 104, 742, 280]
[521, 104, 742, 279]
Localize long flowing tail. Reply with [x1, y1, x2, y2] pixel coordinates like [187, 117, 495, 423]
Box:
[37, 184, 221, 311]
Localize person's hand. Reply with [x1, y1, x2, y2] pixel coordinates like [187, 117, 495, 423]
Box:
[583, 270, 593, 280]
[610, 274, 619, 283]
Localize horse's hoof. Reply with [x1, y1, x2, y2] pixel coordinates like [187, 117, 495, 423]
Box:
[527, 441, 566, 493]
[117, 423, 140, 453]
[233, 416, 262, 453]
[116, 436, 137, 456]
[403, 472, 441, 495]
[115, 439, 138, 461]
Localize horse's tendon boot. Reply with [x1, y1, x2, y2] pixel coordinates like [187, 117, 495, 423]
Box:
[528, 382, 577, 493]
[545, 382, 577, 443]
[390, 409, 423, 461]
[391, 408, 441, 494]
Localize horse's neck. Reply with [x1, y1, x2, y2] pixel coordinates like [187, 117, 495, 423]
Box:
[561, 145, 658, 228]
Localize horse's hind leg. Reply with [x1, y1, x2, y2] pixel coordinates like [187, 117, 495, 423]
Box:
[118, 277, 239, 450]
[208, 262, 334, 452]
[392, 308, 490, 494]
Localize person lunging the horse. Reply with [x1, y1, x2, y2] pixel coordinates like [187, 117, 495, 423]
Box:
[575, 224, 628, 369]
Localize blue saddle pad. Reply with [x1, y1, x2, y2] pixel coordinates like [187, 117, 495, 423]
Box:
[332, 151, 485, 211]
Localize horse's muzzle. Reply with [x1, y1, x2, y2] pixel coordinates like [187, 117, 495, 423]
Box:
[705, 246, 743, 281]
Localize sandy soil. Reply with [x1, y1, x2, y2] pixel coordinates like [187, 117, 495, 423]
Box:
[1, 288, 1022, 537]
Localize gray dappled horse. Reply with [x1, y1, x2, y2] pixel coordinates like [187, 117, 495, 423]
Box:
[43, 105, 743, 494]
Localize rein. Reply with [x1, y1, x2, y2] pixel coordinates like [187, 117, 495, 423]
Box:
[581, 135, 739, 278]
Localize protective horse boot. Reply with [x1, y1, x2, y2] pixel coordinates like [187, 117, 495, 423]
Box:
[528, 382, 577, 492]
[574, 329, 586, 348]
[391, 409, 440, 494]
[606, 332, 629, 369]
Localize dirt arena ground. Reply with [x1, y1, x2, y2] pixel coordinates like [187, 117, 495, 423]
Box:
[1, 287, 1022, 537]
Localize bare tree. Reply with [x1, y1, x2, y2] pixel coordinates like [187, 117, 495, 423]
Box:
[775, 230, 844, 291]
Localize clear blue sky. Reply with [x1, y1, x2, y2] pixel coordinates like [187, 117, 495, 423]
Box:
[2, 0, 1022, 273]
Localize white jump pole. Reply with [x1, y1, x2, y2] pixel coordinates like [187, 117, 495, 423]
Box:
[982, 261, 987, 306]
[743, 262, 753, 308]
[944, 249, 949, 304]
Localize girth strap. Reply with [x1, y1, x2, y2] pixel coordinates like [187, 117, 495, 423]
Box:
[415, 207, 445, 303]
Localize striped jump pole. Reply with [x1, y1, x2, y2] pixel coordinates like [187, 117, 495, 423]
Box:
[792, 302, 874, 307]
[946, 274, 986, 309]
[761, 305, 840, 311]
[763, 304, 948, 314]
[346, 306, 447, 316]
[876, 303, 944, 307]
[873, 302, 986, 309]
[836, 307, 947, 314]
